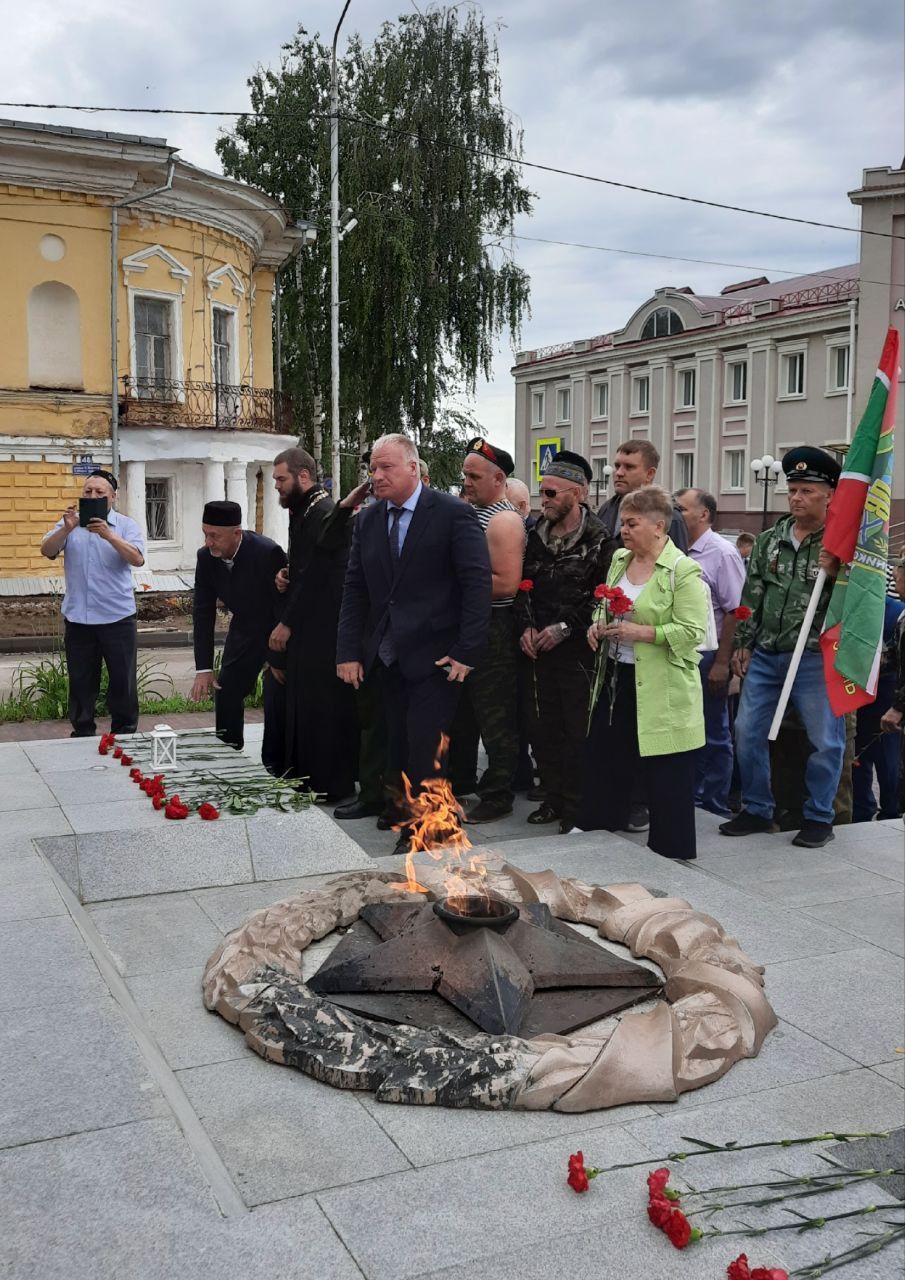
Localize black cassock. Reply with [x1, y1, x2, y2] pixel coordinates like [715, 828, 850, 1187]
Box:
[279, 487, 357, 797]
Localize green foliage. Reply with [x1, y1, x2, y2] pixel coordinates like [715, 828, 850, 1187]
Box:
[217, 5, 532, 489]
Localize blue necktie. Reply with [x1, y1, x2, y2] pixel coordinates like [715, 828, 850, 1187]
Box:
[388, 505, 403, 562]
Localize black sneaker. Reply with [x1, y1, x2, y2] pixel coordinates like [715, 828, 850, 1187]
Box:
[622, 803, 650, 833]
[466, 799, 513, 823]
[526, 783, 546, 802]
[792, 821, 835, 849]
[527, 803, 561, 825]
[719, 810, 779, 837]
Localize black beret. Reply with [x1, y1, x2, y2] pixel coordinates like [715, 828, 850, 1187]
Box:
[781, 447, 841, 487]
[465, 437, 515, 476]
[545, 449, 592, 485]
[89, 469, 118, 491]
[202, 500, 242, 527]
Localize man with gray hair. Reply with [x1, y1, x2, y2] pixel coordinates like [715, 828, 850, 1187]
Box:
[337, 432, 492, 854]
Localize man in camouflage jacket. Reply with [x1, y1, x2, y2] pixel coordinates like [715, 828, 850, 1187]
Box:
[514, 450, 614, 833]
[721, 446, 844, 849]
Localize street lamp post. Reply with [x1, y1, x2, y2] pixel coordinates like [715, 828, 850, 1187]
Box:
[594, 462, 612, 510]
[330, 0, 352, 498]
[750, 454, 783, 530]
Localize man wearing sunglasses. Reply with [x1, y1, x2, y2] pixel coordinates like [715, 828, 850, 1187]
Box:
[514, 450, 614, 834]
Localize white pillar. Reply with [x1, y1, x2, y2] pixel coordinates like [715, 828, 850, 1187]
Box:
[246, 464, 260, 533]
[262, 462, 289, 546]
[202, 460, 226, 507]
[123, 460, 147, 549]
[225, 460, 248, 527]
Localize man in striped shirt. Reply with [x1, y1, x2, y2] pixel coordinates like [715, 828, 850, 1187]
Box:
[449, 438, 527, 821]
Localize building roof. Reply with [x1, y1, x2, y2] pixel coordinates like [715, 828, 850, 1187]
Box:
[0, 117, 168, 147]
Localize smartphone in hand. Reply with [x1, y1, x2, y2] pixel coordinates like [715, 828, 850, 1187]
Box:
[79, 498, 109, 527]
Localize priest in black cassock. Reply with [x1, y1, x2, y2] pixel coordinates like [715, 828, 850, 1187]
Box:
[269, 448, 357, 800]
[191, 500, 287, 770]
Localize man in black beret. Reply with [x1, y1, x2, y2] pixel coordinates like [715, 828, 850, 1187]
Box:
[191, 500, 288, 769]
[448, 438, 526, 820]
[722, 445, 845, 848]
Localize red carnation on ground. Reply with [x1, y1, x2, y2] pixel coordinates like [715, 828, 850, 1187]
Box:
[664, 1209, 694, 1250]
[751, 1270, 789, 1279]
[164, 798, 189, 820]
[129, 767, 142, 782]
[112, 746, 123, 759]
[152, 795, 167, 810]
[734, 605, 753, 620]
[518, 578, 534, 593]
[120, 753, 133, 766]
[727, 1257, 788, 1280]
[647, 1167, 671, 1196]
[647, 1196, 673, 1229]
[567, 1152, 590, 1193]
[198, 802, 220, 821]
[98, 733, 115, 755]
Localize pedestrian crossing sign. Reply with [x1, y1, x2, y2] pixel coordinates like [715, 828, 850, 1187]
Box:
[536, 437, 563, 477]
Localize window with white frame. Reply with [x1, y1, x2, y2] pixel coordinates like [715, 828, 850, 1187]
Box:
[641, 307, 684, 339]
[212, 307, 235, 386]
[556, 386, 571, 422]
[726, 360, 748, 404]
[530, 388, 545, 426]
[145, 477, 174, 541]
[675, 453, 694, 489]
[134, 296, 173, 391]
[827, 343, 850, 394]
[724, 448, 746, 491]
[677, 367, 696, 409]
[632, 374, 650, 414]
[592, 380, 609, 419]
[779, 350, 806, 398]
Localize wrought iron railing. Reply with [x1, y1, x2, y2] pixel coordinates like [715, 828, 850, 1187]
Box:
[120, 378, 293, 433]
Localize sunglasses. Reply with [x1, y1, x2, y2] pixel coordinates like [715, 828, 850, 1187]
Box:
[540, 486, 571, 498]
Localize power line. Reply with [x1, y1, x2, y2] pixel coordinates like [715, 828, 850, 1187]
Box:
[2, 99, 901, 241]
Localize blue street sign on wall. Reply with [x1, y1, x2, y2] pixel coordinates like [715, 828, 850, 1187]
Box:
[71, 454, 97, 475]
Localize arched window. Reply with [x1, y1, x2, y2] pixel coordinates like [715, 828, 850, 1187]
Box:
[641, 307, 684, 340]
[27, 282, 82, 389]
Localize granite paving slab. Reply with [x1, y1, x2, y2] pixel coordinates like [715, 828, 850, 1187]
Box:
[314, 1126, 654, 1280]
[0, 805, 72, 848]
[0, 874, 65, 922]
[765, 947, 905, 1066]
[830, 827, 905, 884]
[0, 915, 108, 1013]
[61, 798, 177, 834]
[125, 966, 253, 1071]
[695, 841, 902, 898]
[0, 995, 167, 1148]
[176, 1056, 412, 1205]
[74, 819, 254, 900]
[245, 807, 375, 879]
[799, 892, 905, 957]
[0, 770, 59, 812]
[88, 895, 225, 977]
[43, 764, 142, 806]
[22, 737, 124, 773]
[191, 873, 338, 933]
[33, 834, 79, 894]
[872, 1059, 905, 1086]
[0, 742, 37, 775]
[0, 1118, 365, 1280]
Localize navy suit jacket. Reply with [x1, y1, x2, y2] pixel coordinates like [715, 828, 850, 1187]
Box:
[336, 486, 492, 682]
[192, 530, 287, 671]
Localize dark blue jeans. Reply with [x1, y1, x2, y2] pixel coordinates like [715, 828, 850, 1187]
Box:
[852, 712, 903, 820]
[695, 652, 733, 816]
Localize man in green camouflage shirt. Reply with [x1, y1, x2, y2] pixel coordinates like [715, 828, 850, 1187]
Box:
[721, 446, 845, 849]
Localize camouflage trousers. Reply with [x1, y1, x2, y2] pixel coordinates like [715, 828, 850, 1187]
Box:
[448, 607, 520, 806]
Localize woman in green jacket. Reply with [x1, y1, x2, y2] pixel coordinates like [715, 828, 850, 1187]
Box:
[576, 485, 707, 859]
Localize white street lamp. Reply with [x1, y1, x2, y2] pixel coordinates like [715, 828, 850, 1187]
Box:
[750, 455, 783, 528]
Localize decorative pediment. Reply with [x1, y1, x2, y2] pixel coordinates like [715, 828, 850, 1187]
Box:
[206, 264, 246, 298]
[121, 245, 191, 282]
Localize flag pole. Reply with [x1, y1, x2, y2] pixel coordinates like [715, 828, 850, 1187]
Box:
[767, 568, 827, 741]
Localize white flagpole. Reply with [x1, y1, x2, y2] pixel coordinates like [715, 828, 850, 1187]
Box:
[767, 568, 827, 741]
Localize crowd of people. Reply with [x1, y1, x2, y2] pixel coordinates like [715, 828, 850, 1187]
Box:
[43, 434, 905, 861]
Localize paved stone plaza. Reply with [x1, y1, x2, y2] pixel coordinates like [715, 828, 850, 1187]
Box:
[1, 728, 903, 1279]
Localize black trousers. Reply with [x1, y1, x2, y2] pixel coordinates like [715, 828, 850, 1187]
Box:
[215, 636, 266, 754]
[355, 673, 388, 807]
[525, 640, 594, 826]
[65, 615, 138, 737]
[448, 608, 519, 805]
[379, 661, 462, 807]
[577, 661, 697, 860]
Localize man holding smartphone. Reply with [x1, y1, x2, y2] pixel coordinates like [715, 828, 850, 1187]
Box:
[41, 469, 145, 738]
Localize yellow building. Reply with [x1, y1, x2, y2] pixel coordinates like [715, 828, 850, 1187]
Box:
[0, 118, 313, 583]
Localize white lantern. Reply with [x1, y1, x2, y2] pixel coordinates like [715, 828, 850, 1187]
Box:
[151, 723, 178, 769]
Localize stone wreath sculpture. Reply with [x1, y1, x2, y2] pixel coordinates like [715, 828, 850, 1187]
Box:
[202, 864, 777, 1112]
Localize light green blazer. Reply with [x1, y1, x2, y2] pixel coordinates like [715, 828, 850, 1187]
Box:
[602, 539, 707, 757]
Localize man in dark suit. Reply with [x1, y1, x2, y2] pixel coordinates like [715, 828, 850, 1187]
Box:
[336, 433, 492, 853]
[190, 500, 287, 769]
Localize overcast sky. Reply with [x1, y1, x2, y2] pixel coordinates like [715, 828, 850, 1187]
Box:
[3, 0, 903, 449]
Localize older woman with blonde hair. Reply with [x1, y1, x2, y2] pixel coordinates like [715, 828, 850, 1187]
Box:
[576, 485, 708, 859]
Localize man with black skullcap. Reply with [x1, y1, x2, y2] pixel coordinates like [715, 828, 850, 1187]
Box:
[41, 469, 145, 738]
[191, 500, 287, 766]
[514, 449, 614, 833]
[721, 446, 844, 849]
[449, 437, 526, 820]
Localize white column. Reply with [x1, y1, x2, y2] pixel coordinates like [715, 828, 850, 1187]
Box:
[202, 460, 225, 507]
[225, 460, 248, 526]
[123, 460, 147, 549]
[262, 463, 289, 546]
[246, 465, 260, 533]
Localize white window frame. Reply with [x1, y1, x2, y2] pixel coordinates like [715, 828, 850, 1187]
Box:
[675, 364, 697, 410]
[825, 337, 850, 396]
[777, 346, 807, 400]
[555, 385, 572, 424]
[724, 359, 748, 406]
[674, 452, 695, 490]
[590, 379, 609, 420]
[631, 373, 650, 416]
[530, 387, 545, 428]
[127, 287, 184, 398]
[211, 303, 240, 387]
[722, 447, 747, 493]
[144, 469, 180, 547]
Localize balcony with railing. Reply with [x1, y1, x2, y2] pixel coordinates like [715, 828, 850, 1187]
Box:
[120, 377, 293, 433]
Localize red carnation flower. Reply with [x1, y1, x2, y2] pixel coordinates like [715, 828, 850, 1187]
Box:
[593, 583, 608, 599]
[152, 795, 166, 810]
[647, 1195, 674, 1229]
[751, 1270, 789, 1280]
[129, 768, 142, 782]
[567, 1151, 590, 1193]
[608, 594, 633, 617]
[734, 605, 753, 620]
[164, 800, 189, 820]
[112, 746, 123, 759]
[664, 1210, 693, 1250]
[198, 802, 220, 821]
[518, 578, 534, 593]
[728, 1256, 751, 1280]
[98, 743, 110, 756]
[120, 754, 133, 767]
[647, 1167, 671, 1196]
